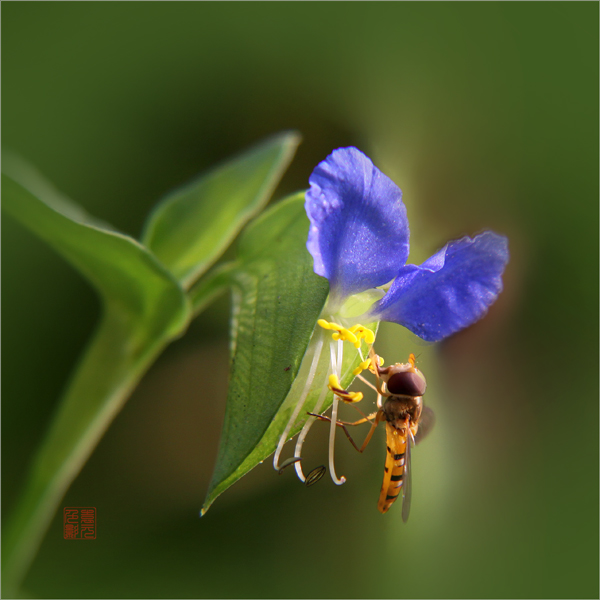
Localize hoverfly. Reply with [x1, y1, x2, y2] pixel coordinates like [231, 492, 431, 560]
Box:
[311, 350, 434, 521]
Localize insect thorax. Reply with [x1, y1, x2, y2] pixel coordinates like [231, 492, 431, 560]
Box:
[383, 395, 423, 429]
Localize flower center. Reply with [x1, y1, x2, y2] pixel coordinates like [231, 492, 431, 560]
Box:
[273, 318, 380, 487]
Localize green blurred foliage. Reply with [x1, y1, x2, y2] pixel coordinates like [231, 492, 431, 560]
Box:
[3, 3, 598, 599]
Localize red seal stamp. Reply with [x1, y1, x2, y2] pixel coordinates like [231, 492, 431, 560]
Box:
[63, 507, 96, 539]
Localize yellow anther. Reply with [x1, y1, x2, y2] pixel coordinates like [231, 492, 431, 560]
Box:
[363, 329, 375, 344]
[317, 319, 343, 331]
[327, 374, 363, 403]
[349, 324, 375, 345]
[318, 318, 360, 345]
[318, 319, 375, 350]
[409, 353, 416, 367]
[341, 329, 358, 344]
[328, 374, 342, 390]
[368, 355, 384, 374]
[353, 359, 372, 376]
[346, 391, 363, 403]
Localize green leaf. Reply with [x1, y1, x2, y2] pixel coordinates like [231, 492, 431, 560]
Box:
[2, 154, 190, 338]
[201, 192, 378, 513]
[2, 154, 190, 595]
[142, 131, 301, 288]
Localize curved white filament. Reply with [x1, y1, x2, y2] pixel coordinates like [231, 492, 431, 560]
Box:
[295, 334, 338, 481]
[272, 334, 324, 471]
[328, 338, 346, 485]
[328, 395, 346, 484]
[293, 383, 329, 482]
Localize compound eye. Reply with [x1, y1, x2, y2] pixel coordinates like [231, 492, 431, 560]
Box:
[387, 370, 427, 396]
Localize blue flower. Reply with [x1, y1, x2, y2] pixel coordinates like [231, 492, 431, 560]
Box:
[274, 147, 508, 486]
[305, 146, 509, 342]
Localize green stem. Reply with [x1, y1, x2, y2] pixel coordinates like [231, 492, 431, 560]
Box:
[2, 307, 177, 596]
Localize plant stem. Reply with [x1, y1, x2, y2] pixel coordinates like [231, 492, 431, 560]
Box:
[2, 308, 177, 596]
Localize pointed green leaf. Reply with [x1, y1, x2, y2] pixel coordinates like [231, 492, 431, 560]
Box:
[202, 192, 378, 513]
[2, 155, 190, 594]
[2, 154, 189, 338]
[142, 131, 301, 288]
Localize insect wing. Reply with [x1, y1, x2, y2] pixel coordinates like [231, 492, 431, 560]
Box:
[401, 428, 414, 523]
[414, 405, 435, 445]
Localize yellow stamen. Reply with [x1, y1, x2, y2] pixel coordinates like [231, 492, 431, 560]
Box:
[353, 359, 372, 376]
[349, 325, 375, 345]
[328, 373, 341, 389]
[327, 373, 363, 403]
[317, 319, 375, 349]
[345, 391, 364, 403]
[317, 319, 343, 331]
[367, 355, 384, 374]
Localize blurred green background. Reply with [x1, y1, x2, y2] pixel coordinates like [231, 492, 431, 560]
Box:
[3, 3, 598, 598]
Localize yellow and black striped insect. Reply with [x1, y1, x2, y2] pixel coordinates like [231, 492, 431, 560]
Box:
[312, 351, 434, 520]
[371, 352, 434, 517]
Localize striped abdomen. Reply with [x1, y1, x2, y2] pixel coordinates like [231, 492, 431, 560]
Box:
[377, 424, 408, 514]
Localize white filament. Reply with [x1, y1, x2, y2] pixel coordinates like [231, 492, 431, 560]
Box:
[276, 314, 365, 486]
[273, 334, 324, 471]
[293, 383, 329, 481]
[328, 338, 346, 485]
[328, 395, 346, 484]
[329, 338, 338, 375]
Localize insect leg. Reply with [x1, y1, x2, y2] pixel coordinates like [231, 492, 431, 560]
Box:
[307, 412, 377, 427]
[308, 410, 383, 453]
[368, 346, 390, 408]
[354, 372, 379, 392]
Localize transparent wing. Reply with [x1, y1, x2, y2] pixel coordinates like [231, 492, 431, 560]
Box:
[401, 427, 414, 523]
[414, 405, 435, 445]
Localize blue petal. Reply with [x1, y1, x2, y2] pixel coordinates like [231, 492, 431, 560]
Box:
[305, 147, 410, 303]
[369, 232, 509, 342]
